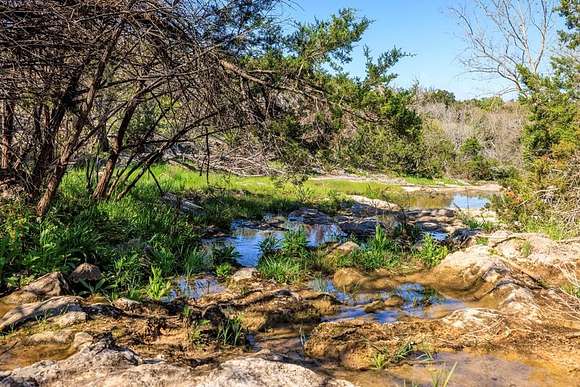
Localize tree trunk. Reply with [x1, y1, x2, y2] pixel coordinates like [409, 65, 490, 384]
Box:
[1, 99, 15, 172]
[92, 98, 139, 199]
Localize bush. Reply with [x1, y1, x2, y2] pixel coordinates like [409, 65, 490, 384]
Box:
[415, 234, 448, 267]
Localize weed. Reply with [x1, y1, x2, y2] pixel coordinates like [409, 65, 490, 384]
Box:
[78, 278, 108, 296]
[145, 266, 172, 301]
[184, 247, 212, 276]
[211, 245, 240, 266]
[188, 319, 210, 345]
[259, 234, 280, 256]
[520, 240, 533, 258]
[311, 275, 332, 293]
[461, 214, 495, 232]
[216, 315, 244, 346]
[215, 262, 234, 278]
[339, 226, 403, 271]
[475, 236, 489, 245]
[282, 227, 308, 256]
[371, 351, 389, 370]
[431, 362, 457, 387]
[415, 234, 448, 268]
[257, 254, 302, 283]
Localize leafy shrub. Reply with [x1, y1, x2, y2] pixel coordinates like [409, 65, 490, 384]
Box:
[184, 248, 212, 276]
[215, 262, 234, 278]
[415, 234, 448, 267]
[259, 234, 281, 256]
[282, 227, 309, 256]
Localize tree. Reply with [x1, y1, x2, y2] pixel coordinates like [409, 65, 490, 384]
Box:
[451, 0, 557, 93]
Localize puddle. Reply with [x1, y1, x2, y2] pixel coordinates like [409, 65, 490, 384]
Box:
[171, 276, 226, 300]
[396, 191, 492, 210]
[203, 218, 345, 267]
[309, 279, 464, 323]
[0, 341, 78, 371]
[328, 351, 577, 387]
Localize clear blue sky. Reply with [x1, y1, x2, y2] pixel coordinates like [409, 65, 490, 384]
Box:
[281, 1, 512, 100]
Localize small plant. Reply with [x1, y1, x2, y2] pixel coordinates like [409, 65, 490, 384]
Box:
[259, 234, 280, 256]
[211, 245, 240, 266]
[215, 262, 234, 278]
[461, 214, 495, 232]
[475, 236, 489, 245]
[188, 319, 210, 345]
[416, 234, 448, 268]
[311, 275, 332, 293]
[184, 247, 212, 276]
[78, 277, 108, 296]
[257, 255, 302, 283]
[371, 351, 388, 370]
[520, 240, 533, 258]
[282, 227, 308, 257]
[431, 362, 457, 387]
[216, 315, 244, 346]
[145, 266, 172, 301]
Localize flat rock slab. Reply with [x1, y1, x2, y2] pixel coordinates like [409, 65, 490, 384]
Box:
[1, 272, 69, 305]
[0, 296, 82, 332]
[0, 339, 353, 387]
[195, 357, 354, 387]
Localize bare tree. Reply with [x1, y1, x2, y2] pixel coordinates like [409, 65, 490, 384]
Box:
[451, 0, 557, 93]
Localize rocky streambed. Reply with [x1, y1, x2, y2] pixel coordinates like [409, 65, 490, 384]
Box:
[1, 188, 579, 386]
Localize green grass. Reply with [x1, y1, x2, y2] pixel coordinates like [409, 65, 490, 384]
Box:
[402, 175, 463, 186]
[337, 226, 405, 271]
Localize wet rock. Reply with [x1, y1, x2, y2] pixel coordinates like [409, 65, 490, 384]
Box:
[288, 208, 334, 225]
[347, 195, 400, 216]
[332, 268, 366, 290]
[442, 308, 504, 330]
[383, 295, 405, 307]
[51, 311, 88, 328]
[489, 231, 580, 286]
[330, 241, 360, 257]
[0, 296, 82, 332]
[2, 272, 69, 305]
[363, 300, 385, 313]
[195, 357, 354, 387]
[162, 192, 203, 215]
[69, 263, 102, 283]
[431, 245, 508, 292]
[230, 268, 257, 283]
[113, 298, 141, 312]
[0, 338, 197, 386]
[334, 216, 382, 237]
[25, 329, 76, 345]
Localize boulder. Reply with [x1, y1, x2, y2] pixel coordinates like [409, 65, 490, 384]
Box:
[0, 339, 196, 387]
[69, 263, 102, 283]
[51, 311, 88, 328]
[288, 208, 334, 225]
[195, 357, 354, 387]
[347, 195, 400, 216]
[230, 268, 257, 283]
[0, 296, 82, 332]
[113, 298, 142, 312]
[329, 241, 360, 257]
[2, 272, 69, 304]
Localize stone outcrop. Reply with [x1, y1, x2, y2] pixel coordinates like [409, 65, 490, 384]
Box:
[0, 296, 82, 332]
[2, 272, 69, 305]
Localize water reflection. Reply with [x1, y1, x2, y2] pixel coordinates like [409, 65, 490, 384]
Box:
[397, 191, 492, 210]
[309, 278, 464, 323]
[203, 220, 345, 267]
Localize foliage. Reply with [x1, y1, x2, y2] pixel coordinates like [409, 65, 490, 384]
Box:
[257, 255, 302, 283]
[415, 234, 448, 268]
[338, 226, 404, 271]
[215, 262, 234, 278]
[216, 316, 245, 346]
[145, 266, 172, 301]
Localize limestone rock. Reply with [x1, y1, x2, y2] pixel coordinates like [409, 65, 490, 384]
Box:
[195, 357, 354, 387]
[383, 295, 405, 307]
[330, 241, 360, 257]
[113, 298, 142, 312]
[230, 268, 257, 283]
[0, 339, 196, 387]
[51, 311, 88, 328]
[347, 195, 400, 216]
[288, 208, 334, 225]
[0, 296, 82, 332]
[69, 263, 102, 283]
[2, 272, 69, 305]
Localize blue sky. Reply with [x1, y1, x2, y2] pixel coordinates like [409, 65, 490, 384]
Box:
[281, 1, 513, 100]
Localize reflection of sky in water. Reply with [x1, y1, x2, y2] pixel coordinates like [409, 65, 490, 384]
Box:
[175, 276, 225, 300]
[402, 192, 492, 210]
[451, 194, 490, 209]
[310, 279, 464, 323]
[203, 220, 345, 267]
